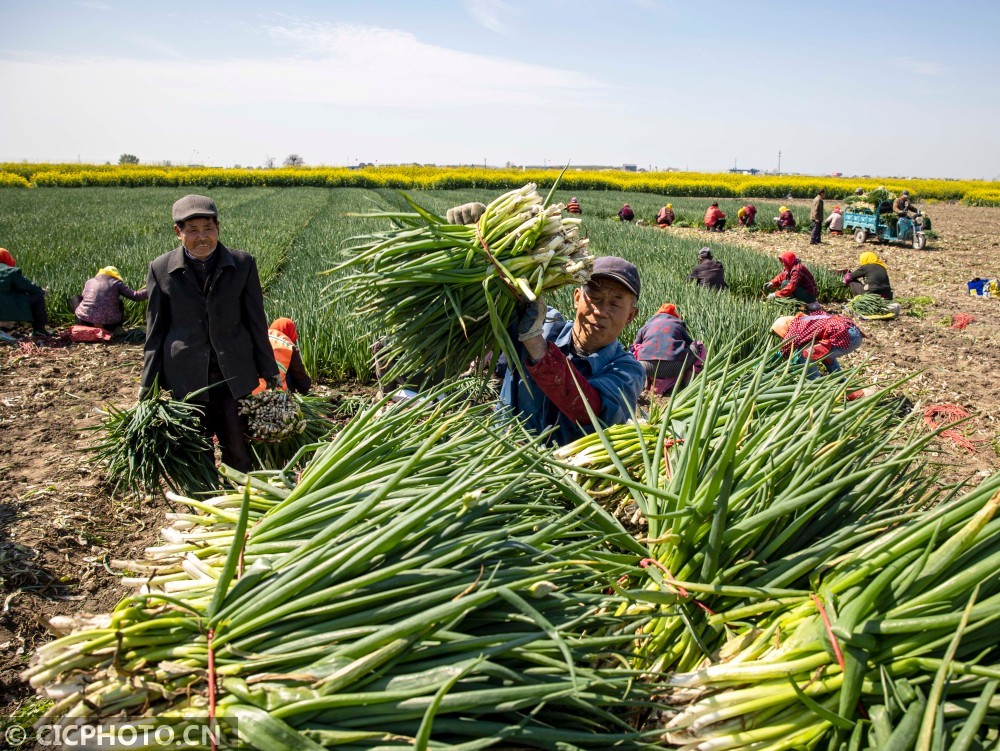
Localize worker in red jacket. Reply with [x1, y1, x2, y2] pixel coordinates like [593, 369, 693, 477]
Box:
[253, 317, 311, 395]
[764, 252, 819, 309]
[704, 202, 726, 231]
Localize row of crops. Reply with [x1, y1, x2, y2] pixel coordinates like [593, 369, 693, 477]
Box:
[12, 183, 1000, 748]
[2, 162, 997, 203]
[0, 187, 847, 382]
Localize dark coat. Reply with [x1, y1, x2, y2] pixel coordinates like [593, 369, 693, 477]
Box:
[140, 243, 279, 400]
[848, 263, 893, 299]
[0, 265, 44, 322]
[687, 259, 726, 289]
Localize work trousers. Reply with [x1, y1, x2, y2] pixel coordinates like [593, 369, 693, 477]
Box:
[810, 220, 822, 244]
[197, 382, 253, 474]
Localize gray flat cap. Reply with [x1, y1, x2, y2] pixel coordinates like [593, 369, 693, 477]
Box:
[172, 194, 218, 224]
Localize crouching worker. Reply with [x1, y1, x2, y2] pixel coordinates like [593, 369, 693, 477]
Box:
[500, 256, 645, 445]
[631, 303, 705, 396]
[0, 249, 53, 337]
[844, 252, 893, 300]
[774, 311, 865, 378]
[253, 318, 311, 395]
[764, 252, 821, 310]
[72, 266, 148, 331]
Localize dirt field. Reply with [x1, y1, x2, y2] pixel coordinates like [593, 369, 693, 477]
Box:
[2, 201, 999, 723]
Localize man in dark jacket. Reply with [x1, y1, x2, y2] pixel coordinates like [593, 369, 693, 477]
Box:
[140, 194, 280, 473]
[687, 248, 726, 289]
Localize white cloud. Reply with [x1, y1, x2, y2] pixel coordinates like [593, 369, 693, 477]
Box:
[891, 57, 945, 76]
[0, 22, 602, 110]
[465, 0, 517, 33]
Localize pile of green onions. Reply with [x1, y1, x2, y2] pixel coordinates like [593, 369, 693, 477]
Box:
[847, 292, 893, 318]
[28, 389, 663, 750]
[332, 183, 593, 384]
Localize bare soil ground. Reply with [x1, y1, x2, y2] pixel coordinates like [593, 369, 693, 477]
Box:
[1, 202, 998, 724]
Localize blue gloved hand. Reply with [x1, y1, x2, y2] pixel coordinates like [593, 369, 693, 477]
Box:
[517, 296, 548, 342]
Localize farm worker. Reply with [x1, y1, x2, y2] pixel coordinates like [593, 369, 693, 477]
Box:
[499, 256, 645, 446]
[618, 204, 635, 222]
[71, 266, 148, 331]
[704, 202, 726, 231]
[844, 252, 893, 300]
[776, 311, 865, 378]
[737, 204, 757, 228]
[764, 252, 820, 309]
[0, 249, 53, 337]
[687, 247, 726, 289]
[775, 206, 796, 231]
[140, 194, 281, 474]
[656, 204, 675, 227]
[252, 318, 311, 395]
[630, 303, 705, 396]
[566, 197, 583, 214]
[892, 190, 916, 215]
[810, 189, 826, 244]
[824, 206, 844, 235]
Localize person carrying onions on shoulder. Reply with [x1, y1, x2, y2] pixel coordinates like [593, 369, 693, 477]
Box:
[252, 317, 311, 396]
[445, 203, 644, 445]
[505, 257, 645, 444]
[630, 303, 705, 397]
[843, 252, 893, 300]
[763, 252, 821, 310]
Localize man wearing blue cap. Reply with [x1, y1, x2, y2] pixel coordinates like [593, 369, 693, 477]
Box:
[500, 255, 645, 445]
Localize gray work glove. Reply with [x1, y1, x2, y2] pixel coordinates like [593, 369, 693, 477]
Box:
[517, 295, 548, 342]
[446, 202, 486, 225]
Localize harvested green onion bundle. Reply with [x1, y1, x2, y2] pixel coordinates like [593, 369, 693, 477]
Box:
[239, 388, 306, 442]
[847, 292, 893, 318]
[249, 393, 339, 471]
[87, 381, 217, 497]
[661, 479, 1000, 751]
[30, 391, 663, 750]
[332, 183, 593, 384]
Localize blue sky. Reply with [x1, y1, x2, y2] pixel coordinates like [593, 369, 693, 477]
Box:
[1, 0, 997, 179]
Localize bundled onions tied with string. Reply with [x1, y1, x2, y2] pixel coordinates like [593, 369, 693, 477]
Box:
[331, 183, 594, 384]
[238, 388, 305, 442]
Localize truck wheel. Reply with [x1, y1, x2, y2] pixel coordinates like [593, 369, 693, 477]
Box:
[912, 233, 927, 250]
[854, 228, 867, 244]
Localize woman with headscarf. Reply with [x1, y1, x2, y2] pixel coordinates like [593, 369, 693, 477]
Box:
[776, 206, 796, 231]
[773, 311, 865, 378]
[844, 252, 893, 299]
[0, 248, 52, 336]
[656, 203, 675, 227]
[253, 317, 311, 395]
[618, 204, 634, 222]
[565, 197, 582, 214]
[764, 252, 820, 309]
[72, 266, 148, 330]
[630, 303, 703, 396]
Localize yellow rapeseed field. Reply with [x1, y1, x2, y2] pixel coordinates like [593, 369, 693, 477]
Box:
[1, 162, 996, 203]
